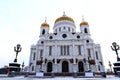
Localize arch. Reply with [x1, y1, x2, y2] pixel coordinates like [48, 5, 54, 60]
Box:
[42, 29, 45, 35]
[47, 62, 52, 72]
[84, 28, 88, 33]
[62, 61, 69, 72]
[78, 61, 84, 72]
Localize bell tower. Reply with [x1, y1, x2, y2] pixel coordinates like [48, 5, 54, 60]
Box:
[80, 16, 90, 34]
[40, 18, 50, 36]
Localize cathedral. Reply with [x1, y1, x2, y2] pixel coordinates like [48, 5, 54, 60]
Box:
[29, 12, 105, 73]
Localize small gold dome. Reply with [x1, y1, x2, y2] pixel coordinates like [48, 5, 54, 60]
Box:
[41, 18, 49, 27]
[80, 21, 88, 26]
[41, 23, 49, 27]
[55, 12, 74, 23]
[80, 16, 89, 26]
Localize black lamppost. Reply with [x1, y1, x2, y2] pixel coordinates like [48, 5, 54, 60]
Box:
[14, 44, 22, 62]
[108, 61, 112, 72]
[111, 42, 120, 61]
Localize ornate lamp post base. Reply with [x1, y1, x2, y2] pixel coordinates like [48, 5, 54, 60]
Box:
[8, 63, 21, 72]
[113, 61, 120, 75]
[14, 59, 17, 62]
[117, 58, 120, 61]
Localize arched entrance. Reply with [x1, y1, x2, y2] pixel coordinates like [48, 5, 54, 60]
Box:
[78, 61, 84, 72]
[47, 62, 52, 72]
[62, 61, 69, 72]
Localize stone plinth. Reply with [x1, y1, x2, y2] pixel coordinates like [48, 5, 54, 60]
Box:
[113, 61, 120, 75]
[8, 63, 21, 72]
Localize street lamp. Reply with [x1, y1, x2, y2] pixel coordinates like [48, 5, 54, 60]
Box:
[111, 42, 120, 61]
[14, 44, 22, 62]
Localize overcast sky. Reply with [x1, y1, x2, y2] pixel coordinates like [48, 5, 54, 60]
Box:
[0, 0, 120, 71]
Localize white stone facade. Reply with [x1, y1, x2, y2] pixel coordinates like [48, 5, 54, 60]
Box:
[29, 13, 105, 73]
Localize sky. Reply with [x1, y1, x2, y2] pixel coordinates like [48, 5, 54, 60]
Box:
[0, 0, 120, 71]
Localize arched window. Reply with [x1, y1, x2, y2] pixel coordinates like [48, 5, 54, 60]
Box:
[42, 29, 45, 35]
[84, 28, 88, 33]
[78, 61, 84, 72]
[47, 62, 52, 72]
[62, 61, 69, 72]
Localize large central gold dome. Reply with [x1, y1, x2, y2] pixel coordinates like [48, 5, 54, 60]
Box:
[55, 12, 74, 23]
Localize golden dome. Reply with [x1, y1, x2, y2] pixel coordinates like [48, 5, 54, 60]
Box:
[41, 23, 49, 27]
[80, 21, 88, 26]
[80, 16, 89, 26]
[41, 19, 49, 27]
[55, 12, 74, 23]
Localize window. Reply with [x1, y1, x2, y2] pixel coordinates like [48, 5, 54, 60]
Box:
[96, 51, 99, 59]
[87, 49, 91, 57]
[67, 46, 69, 55]
[59, 27, 61, 32]
[64, 27, 65, 29]
[86, 40, 89, 43]
[42, 29, 45, 35]
[77, 35, 80, 39]
[49, 46, 52, 56]
[61, 46, 69, 56]
[62, 34, 67, 38]
[78, 45, 81, 55]
[64, 46, 66, 55]
[32, 66, 34, 71]
[98, 65, 100, 71]
[61, 46, 63, 55]
[33, 52, 36, 60]
[84, 28, 88, 33]
[68, 27, 70, 32]
[40, 50, 43, 58]
[49, 36, 53, 39]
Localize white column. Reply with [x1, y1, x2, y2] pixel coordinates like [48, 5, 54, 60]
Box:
[72, 40, 75, 64]
[83, 40, 89, 71]
[54, 41, 58, 72]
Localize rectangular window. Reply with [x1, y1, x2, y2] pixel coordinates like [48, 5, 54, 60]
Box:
[49, 46, 52, 56]
[68, 27, 70, 32]
[32, 66, 34, 71]
[61, 46, 63, 55]
[87, 49, 91, 57]
[33, 52, 36, 60]
[96, 51, 99, 59]
[78, 45, 81, 55]
[64, 46, 66, 55]
[40, 49, 43, 59]
[67, 46, 69, 55]
[61, 45, 70, 56]
[59, 28, 61, 32]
